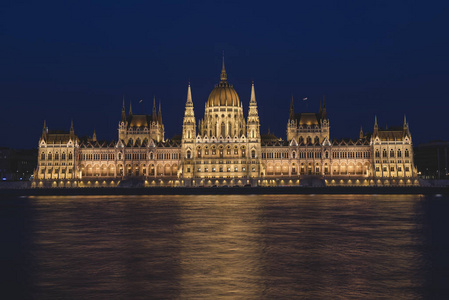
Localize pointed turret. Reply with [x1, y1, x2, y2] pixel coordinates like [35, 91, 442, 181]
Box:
[129, 101, 133, 115]
[321, 96, 327, 119]
[247, 82, 260, 140]
[121, 97, 126, 122]
[374, 115, 378, 135]
[359, 126, 364, 139]
[289, 96, 295, 120]
[187, 82, 193, 106]
[158, 102, 163, 124]
[92, 129, 97, 142]
[152, 96, 157, 121]
[182, 82, 196, 141]
[220, 52, 227, 82]
[42, 120, 47, 139]
[70, 119, 74, 134]
[250, 81, 256, 104]
[403, 114, 408, 129]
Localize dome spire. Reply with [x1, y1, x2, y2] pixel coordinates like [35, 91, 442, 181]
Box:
[220, 51, 227, 81]
[250, 81, 256, 104]
[186, 82, 193, 106]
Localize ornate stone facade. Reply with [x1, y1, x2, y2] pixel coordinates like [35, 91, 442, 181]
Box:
[33, 59, 418, 187]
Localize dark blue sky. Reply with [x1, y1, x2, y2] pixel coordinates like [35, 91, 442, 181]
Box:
[1, 0, 448, 148]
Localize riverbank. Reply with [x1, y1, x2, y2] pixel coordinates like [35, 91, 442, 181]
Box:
[0, 186, 448, 196]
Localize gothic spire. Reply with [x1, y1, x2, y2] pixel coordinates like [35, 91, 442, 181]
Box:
[70, 119, 74, 133]
[359, 125, 364, 139]
[186, 82, 193, 106]
[220, 52, 227, 82]
[92, 129, 97, 142]
[42, 120, 47, 138]
[129, 101, 133, 115]
[289, 96, 295, 120]
[374, 115, 378, 135]
[321, 95, 327, 119]
[158, 102, 163, 124]
[121, 96, 127, 122]
[152, 96, 157, 120]
[250, 81, 256, 104]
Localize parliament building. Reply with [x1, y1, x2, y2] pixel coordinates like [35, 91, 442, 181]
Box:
[33, 59, 418, 187]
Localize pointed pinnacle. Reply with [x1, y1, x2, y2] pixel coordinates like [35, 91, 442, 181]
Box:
[187, 82, 193, 104]
[250, 81, 256, 104]
[220, 51, 227, 81]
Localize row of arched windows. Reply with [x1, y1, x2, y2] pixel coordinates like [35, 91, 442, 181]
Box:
[41, 152, 72, 160]
[375, 149, 409, 158]
[297, 136, 320, 144]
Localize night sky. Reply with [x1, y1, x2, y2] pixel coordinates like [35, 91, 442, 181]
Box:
[1, 0, 448, 149]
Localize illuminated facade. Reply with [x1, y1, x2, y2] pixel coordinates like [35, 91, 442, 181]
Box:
[33, 59, 418, 187]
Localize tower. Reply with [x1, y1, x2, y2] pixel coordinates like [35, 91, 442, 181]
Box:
[287, 96, 296, 141]
[181, 83, 196, 182]
[246, 82, 262, 178]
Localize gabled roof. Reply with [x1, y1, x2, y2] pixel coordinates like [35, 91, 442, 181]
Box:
[127, 114, 157, 128]
[157, 139, 181, 147]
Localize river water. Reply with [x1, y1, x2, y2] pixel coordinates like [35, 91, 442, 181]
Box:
[1, 194, 448, 299]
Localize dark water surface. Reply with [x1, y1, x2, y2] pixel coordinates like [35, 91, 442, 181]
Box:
[1, 194, 449, 299]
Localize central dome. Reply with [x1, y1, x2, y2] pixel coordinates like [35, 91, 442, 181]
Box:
[206, 57, 241, 107]
[207, 82, 241, 107]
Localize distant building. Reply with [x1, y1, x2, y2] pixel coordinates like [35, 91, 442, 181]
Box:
[0, 147, 37, 181]
[33, 58, 418, 187]
[414, 141, 449, 179]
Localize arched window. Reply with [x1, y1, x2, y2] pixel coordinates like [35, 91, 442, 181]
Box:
[382, 149, 387, 157]
[397, 149, 402, 157]
[314, 136, 319, 144]
[150, 152, 153, 160]
[221, 122, 225, 137]
[55, 153, 59, 160]
[251, 150, 256, 158]
[325, 151, 329, 159]
[187, 150, 191, 159]
[307, 137, 312, 144]
[292, 151, 296, 159]
[405, 149, 409, 157]
[390, 149, 394, 157]
[68, 152, 73, 160]
[61, 152, 66, 160]
[48, 153, 52, 160]
[41, 152, 45, 160]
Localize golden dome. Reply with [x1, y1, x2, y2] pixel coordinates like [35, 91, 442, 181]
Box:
[206, 56, 241, 107]
[207, 82, 241, 107]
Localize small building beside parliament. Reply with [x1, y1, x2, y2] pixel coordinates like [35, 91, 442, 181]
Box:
[33, 59, 419, 187]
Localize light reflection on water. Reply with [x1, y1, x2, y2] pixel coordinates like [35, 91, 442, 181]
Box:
[2, 194, 446, 299]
